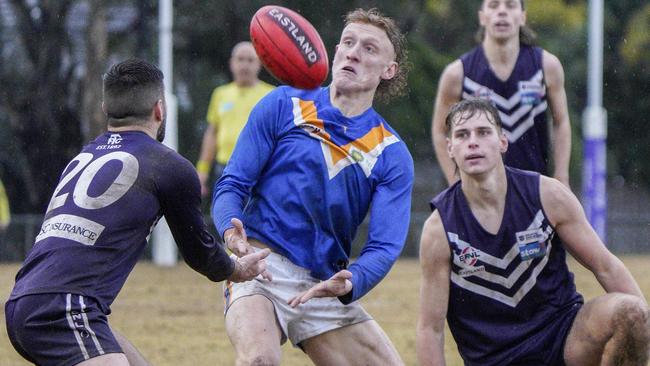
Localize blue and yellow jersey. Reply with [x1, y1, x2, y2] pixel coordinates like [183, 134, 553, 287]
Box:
[213, 86, 414, 303]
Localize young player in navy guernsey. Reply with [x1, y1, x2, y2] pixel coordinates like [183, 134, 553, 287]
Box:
[417, 99, 650, 366]
[5, 59, 270, 366]
[214, 8, 413, 366]
[432, 0, 572, 187]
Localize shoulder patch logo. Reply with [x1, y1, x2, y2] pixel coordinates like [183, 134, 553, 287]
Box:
[107, 134, 122, 145]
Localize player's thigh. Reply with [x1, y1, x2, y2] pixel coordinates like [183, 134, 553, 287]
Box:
[564, 293, 644, 365]
[225, 294, 283, 357]
[302, 319, 404, 366]
[76, 353, 129, 366]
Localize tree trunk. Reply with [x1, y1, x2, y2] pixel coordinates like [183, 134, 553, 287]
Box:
[81, 0, 108, 141]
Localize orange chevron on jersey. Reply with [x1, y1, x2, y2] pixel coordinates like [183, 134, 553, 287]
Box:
[291, 97, 399, 179]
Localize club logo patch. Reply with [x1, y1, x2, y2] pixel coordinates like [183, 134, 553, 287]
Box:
[458, 246, 480, 266]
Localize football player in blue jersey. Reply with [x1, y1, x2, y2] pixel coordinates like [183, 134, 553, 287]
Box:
[431, 0, 572, 188]
[213, 8, 413, 366]
[417, 99, 649, 366]
[5, 58, 270, 366]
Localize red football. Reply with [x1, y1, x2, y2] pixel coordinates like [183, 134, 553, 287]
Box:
[250, 5, 329, 89]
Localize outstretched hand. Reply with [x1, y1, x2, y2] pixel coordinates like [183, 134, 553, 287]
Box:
[224, 218, 272, 281]
[228, 249, 272, 283]
[225, 218, 252, 257]
[288, 270, 353, 308]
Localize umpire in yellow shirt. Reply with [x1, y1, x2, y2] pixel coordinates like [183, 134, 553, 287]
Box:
[196, 41, 274, 198]
[0, 178, 10, 235]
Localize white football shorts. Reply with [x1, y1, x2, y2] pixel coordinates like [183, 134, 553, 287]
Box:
[223, 248, 372, 346]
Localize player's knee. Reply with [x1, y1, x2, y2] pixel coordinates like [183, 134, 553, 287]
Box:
[612, 295, 650, 338]
[237, 352, 280, 366]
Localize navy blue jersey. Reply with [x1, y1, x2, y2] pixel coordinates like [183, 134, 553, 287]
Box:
[461, 45, 549, 174]
[430, 167, 583, 365]
[10, 131, 234, 313]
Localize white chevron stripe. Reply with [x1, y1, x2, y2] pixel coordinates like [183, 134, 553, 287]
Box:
[504, 101, 548, 142]
[448, 211, 546, 269]
[448, 209, 554, 307]
[447, 210, 553, 307]
[291, 97, 399, 179]
[292, 97, 304, 126]
[463, 70, 545, 110]
[451, 243, 551, 307]
[500, 98, 548, 127]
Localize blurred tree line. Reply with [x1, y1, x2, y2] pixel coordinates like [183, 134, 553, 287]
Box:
[0, 0, 648, 214]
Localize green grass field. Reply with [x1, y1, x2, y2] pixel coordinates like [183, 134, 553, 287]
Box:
[1, 256, 649, 365]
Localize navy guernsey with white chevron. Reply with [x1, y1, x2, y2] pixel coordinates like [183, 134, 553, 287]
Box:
[10, 131, 234, 314]
[461, 45, 549, 174]
[430, 167, 583, 365]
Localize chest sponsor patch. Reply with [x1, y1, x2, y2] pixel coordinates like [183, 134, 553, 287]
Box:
[518, 80, 544, 106]
[220, 101, 234, 113]
[473, 86, 494, 101]
[36, 214, 105, 246]
[459, 265, 486, 277]
[516, 228, 547, 260]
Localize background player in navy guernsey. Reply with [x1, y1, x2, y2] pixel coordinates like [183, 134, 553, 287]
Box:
[431, 0, 572, 187]
[213, 8, 413, 366]
[417, 99, 649, 366]
[5, 59, 270, 366]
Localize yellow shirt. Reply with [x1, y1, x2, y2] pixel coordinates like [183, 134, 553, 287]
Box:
[206, 81, 274, 164]
[0, 179, 9, 229]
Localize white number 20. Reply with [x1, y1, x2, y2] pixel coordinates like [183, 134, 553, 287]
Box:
[46, 151, 139, 214]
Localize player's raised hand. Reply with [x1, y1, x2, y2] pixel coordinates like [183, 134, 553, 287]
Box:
[225, 218, 252, 256]
[227, 249, 272, 283]
[288, 269, 353, 307]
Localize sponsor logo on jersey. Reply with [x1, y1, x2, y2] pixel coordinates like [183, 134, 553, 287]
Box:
[516, 228, 547, 260]
[97, 134, 123, 150]
[518, 80, 544, 106]
[107, 134, 123, 145]
[458, 246, 480, 266]
[220, 101, 234, 113]
[36, 214, 105, 246]
[459, 265, 486, 277]
[473, 86, 493, 100]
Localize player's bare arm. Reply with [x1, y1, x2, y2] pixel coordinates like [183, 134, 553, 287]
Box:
[542, 50, 572, 188]
[540, 176, 645, 302]
[432, 60, 464, 185]
[416, 210, 451, 366]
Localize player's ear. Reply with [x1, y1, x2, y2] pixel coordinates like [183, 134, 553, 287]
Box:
[153, 99, 164, 122]
[382, 61, 397, 81]
[499, 131, 508, 153]
[447, 137, 454, 158]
